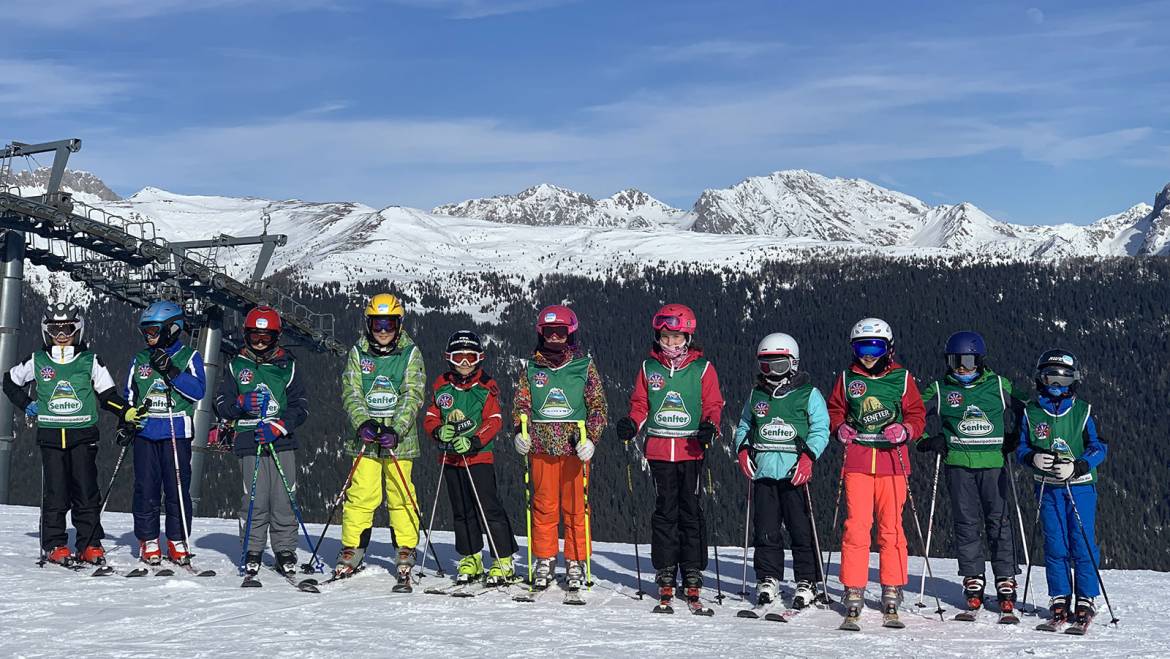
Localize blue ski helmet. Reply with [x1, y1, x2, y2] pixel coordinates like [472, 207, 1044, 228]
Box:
[139, 300, 185, 347]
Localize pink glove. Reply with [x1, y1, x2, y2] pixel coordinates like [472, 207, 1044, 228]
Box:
[791, 453, 814, 486]
[836, 424, 858, 445]
[883, 423, 909, 445]
[737, 449, 755, 479]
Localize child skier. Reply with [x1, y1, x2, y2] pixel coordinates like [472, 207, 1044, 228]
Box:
[733, 332, 829, 610]
[615, 303, 724, 614]
[124, 300, 207, 566]
[215, 305, 310, 578]
[827, 317, 926, 628]
[1016, 349, 1107, 632]
[423, 330, 517, 586]
[2, 303, 147, 567]
[512, 305, 607, 594]
[334, 293, 426, 591]
[917, 330, 1025, 620]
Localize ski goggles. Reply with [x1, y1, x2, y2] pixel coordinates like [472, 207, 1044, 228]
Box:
[245, 329, 277, 344]
[1037, 366, 1077, 387]
[758, 355, 794, 377]
[652, 314, 688, 331]
[44, 322, 78, 338]
[446, 350, 484, 368]
[140, 323, 164, 339]
[851, 338, 889, 359]
[946, 353, 981, 371]
[540, 325, 569, 340]
[368, 316, 400, 333]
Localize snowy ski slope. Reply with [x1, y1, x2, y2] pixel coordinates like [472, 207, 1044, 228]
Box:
[0, 505, 1164, 658]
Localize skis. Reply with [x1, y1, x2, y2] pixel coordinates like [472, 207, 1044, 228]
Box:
[168, 557, 216, 578]
[882, 611, 906, 628]
[1064, 618, 1092, 635]
[838, 612, 861, 632]
[765, 608, 805, 623]
[686, 595, 714, 616]
[998, 609, 1020, 625]
[563, 586, 587, 606]
[954, 609, 980, 622]
[736, 599, 777, 619]
[126, 564, 175, 578]
[1035, 617, 1068, 633]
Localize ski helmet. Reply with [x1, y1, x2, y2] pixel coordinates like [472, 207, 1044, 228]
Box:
[757, 332, 799, 380]
[364, 293, 404, 353]
[1034, 349, 1081, 399]
[850, 317, 893, 373]
[445, 330, 485, 369]
[944, 330, 986, 381]
[41, 302, 84, 346]
[139, 300, 185, 348]
[536, 304, 578, 341]
[652, 303, 697, 334]
[243, 305, 281, 356]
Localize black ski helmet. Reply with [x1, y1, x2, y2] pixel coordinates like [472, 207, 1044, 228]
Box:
[1034, 349, 1081, 398]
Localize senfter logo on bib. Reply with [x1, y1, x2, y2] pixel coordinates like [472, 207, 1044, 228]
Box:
[858, 396, 893, 428]
[48, 380, 83, 415]
[539, 387, 573, 418]
[653, 391, 692, 428]
[145, 379, 170, 412]
[365, 375, 399, 413]
[760, 417, 797, 442]
[957, 405, 994, 436]
[847, 380, 867, 398]
[252, 383, 280, 417]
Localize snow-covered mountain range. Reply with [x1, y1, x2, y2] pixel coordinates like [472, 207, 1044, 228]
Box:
[5, 167, 1168, 316]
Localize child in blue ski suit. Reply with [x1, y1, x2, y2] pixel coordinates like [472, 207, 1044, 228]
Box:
[1016, 349, 1107, 627]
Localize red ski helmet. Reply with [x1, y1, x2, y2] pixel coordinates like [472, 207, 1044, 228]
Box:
[244, 306, 282, 334]
[652, 303, 697, 334]
[536, 305, 578, 334]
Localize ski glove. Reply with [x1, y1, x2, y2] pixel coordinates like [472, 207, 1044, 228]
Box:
[24, 401, 37, 418]
[149, 349, 180, 383]
[256, 419, 287, 444]
[437, 423, 457, 443]
[616, 417, 638, 442]
[882, 423, 910, 445]
[695, 420, 718, 451]
[1001, 431, 1020, 455]
[238, 392, 266, 417]
[513, 432, 531, 455]
[1031, 451, 1056, 472]
[121, 403, 149, 428]
[378, 430, 399, 450]
[450, 435, 472, 455]
[575, 439, 595, 463]
[916, 433, 948, 456]
[1049, 459, 1075, 481]
[836, 424, 858, 445]
[736, 448, 755, 479]
[358, 419, 381, 444]
[790, 453, 814, 486]
[115, 425, 135, 447]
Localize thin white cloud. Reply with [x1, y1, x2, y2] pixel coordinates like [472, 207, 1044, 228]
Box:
[0, 59, 132, 116]
[646, 39, 785, 63]
[4, 0, 337, 27]
[386, 0, 579, 19]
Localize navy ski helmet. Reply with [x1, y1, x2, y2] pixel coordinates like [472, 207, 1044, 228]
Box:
[1034, 349, 1081, 399]
[944, 330, 986, 376]
[139, 300, 185, 347]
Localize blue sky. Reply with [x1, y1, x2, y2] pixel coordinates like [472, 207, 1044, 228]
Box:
[2, 0, 1167, 224]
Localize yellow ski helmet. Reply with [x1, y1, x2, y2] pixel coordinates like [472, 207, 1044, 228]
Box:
[365, 293, 404, 318]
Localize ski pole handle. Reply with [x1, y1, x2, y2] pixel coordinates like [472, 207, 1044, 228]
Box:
[520, 413, 528, 438]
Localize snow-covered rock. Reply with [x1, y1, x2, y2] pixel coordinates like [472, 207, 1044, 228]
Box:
[432, 184, 685, 229]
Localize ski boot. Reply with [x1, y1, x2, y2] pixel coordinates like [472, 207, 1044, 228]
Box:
[955, 575, 985, 620]
[78, 545, 106, 566]
[333, 546, 365, 579]
[653, 567, 677, 614]
[532, 557, 555, 590]
[995, 576, 1019, 624]
[880, 585, 905, 628]
[839, 587, 864, 631]
[139, 539, 162, 566]
[1037, 594, 1071, 631]
[565, 559, 586, 591]
[243, 551, 263, 578]
[393, 546, 417, 592]
[791, 580, 818, 610]
[683, 568, 712, 615]
[485, 557, 515, 586]
[1067, 596, 1096, 635]
[456, 554, 484, 585]
[756, 576, 780, 606]
[45, 545, 74, 567]
[275, 550, 298, 577]
[167, 540, 191, 566]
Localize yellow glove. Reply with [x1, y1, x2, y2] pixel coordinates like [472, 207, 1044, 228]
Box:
[122, 403, 149, 428]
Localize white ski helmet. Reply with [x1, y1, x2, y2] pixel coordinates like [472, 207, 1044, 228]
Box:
[850, 317, 893, 343]
[757, 332, 799, 377]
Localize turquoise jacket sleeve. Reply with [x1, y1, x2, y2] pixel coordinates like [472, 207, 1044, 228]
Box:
[733, 396, 753, 452]
[805, 387, 830, 459]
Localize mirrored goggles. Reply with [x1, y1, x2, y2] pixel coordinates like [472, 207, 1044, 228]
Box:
[758, 356, 794, 377]
[140, 323, 163, 339]
[652, 314, 684, 331]
[45, 322, 78, 338]
[851, 338, 889, 359]
[1037, 366, 1077, 387]
[540, 325, 569, 340]
[246, 329, 277, 344]
[368, 316, 400, 333]
[446, 350, 484, 368]
[946, 353, 980, 371]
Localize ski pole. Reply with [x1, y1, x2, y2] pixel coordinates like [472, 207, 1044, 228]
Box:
[239, 443, 263, 573]
[894, 447, 945, 619]
[1021, 479, 1047, 615]
[1063, 480, 1119, 625]
[739, 479, 751, 601]
[418, 459, 447, 578]
[624, 439, 647, 599]
[265, 442, 325, 572]
[521, 414, 533, 586]
[706, 466, 725, 605]
[76, 431, 132, 555]
[916, 452, 942, 608]
[577, 419, 592, 588]
[301, 443, 367, 573]
[803, 483, 832, 605]
[1005, 458, 1031, 574]
[460, 455, 504, 567]
[824, 464, 845, 589]
[387, 448, 443, 577]
[164, 389, 194, 562]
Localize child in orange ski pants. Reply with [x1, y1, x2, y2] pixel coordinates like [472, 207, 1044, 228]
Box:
[531, 454, 588, 560]
[839, 472, 909, 587]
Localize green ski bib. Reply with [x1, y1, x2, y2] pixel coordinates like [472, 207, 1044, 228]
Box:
[1025, 399, 1095, 485]
[434, 380, 492, 454]
[933, 375, 1009, 469]
[130, 345, 197, 419]
[229, 355, 293, 430]
[526, 357, 590, 424]
[357, 346, 413, 422]
[746, 383, 812, 453]
[33, 351, 97, 429]
[843, 368, 907, 448]
[643, 358, 707, 438]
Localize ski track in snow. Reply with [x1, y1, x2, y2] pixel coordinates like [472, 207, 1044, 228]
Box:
[0, 504, 1164, 658]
